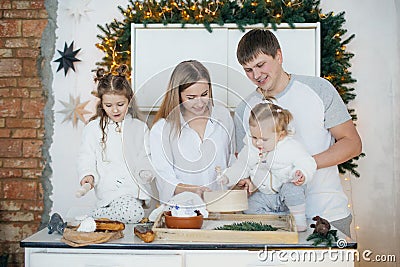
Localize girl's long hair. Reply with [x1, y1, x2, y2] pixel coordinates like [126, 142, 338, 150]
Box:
[91, 64, 143, 146]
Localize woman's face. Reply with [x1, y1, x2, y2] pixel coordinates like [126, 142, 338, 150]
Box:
[180, 80, 210, 117]
[102, 93, 129, 123]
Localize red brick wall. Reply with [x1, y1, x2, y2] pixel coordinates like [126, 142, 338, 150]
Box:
[0, 1, 47, 266]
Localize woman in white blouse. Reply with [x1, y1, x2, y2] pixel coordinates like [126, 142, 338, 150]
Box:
[149, 60, 236, 204]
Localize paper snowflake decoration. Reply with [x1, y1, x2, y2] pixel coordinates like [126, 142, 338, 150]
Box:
[63, 0, 93, 23]
[54, 41, 81, 76]
[57, 95, 91, 127]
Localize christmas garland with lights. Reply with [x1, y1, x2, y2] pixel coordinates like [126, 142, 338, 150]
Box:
[96, 0, 363, 176]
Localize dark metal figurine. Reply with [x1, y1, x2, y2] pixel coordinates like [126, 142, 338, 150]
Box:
[47, 213, 67, 235]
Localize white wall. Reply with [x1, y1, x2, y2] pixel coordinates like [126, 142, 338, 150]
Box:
[320, 1, 400, 266]
[48, 1, 400, 265]
[49, 0, 130, 218]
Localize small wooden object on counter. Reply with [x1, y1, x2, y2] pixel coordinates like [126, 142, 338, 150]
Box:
[134, 224, 155, 243]
[95, 218, 125, 231]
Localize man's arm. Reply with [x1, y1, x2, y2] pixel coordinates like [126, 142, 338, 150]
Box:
[313, 120, 362, 169]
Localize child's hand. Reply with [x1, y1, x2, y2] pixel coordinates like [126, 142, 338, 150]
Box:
[218, 174, 229, 185]
[292, 170, 305, 186]
[80, 175, 94, 189]
[236, 178, 256, 195]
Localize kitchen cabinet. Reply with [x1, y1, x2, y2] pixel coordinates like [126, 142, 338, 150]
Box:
[22, 223, 356, 267]
[131, 23, 320, 110]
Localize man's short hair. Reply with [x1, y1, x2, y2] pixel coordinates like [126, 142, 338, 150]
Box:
[236, 29, 281, 65]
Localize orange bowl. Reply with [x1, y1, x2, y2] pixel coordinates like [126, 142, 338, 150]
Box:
[164, 211, 203, 229]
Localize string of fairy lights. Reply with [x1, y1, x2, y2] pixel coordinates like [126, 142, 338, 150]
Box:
[121, 0, 300, 21]
[95, 0, 364, 179]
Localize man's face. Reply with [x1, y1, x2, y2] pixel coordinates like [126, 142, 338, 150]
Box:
[241, 51, 284, 96]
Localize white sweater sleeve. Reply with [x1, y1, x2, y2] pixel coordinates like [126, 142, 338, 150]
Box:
[223, 147, 251, 186]
[290, 156, 317, 185]
[123, 119, 154, 182]
[286, 139, 317, 184]
[137, 127, 155, 181]
[223, 140, 258, 186]
[77, 122, 100, 185]
[149, 119, 182, 203]
[122, 118, 155, 201]
[227, 110, 237, 167]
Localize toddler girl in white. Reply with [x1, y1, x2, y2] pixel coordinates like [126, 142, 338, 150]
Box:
[221, 102, 316, 231]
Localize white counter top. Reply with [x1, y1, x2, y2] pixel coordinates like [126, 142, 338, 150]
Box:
[21, 222, 356, 250]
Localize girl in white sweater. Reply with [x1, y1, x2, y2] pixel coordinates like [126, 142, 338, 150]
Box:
[77, 65, 154, 223]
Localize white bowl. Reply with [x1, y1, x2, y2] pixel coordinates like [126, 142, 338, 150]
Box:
[203, 190, 248, 212]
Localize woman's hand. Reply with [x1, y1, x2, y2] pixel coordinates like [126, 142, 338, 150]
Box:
[235, 178, 256, 195]
[80, 175, 95, 189]
[175, 183, 211, 198]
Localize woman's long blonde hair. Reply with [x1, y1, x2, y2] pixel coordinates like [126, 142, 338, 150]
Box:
[153, 60, 213, 135]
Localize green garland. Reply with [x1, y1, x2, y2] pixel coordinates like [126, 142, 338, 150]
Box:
[214, 221, 278, 231]
[306, 229, 338, 247]
[96, 0, 364, 176]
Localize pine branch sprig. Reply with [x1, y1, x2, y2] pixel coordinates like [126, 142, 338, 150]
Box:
[214, 221, 278, 231]
[306, 229, 339, 247]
